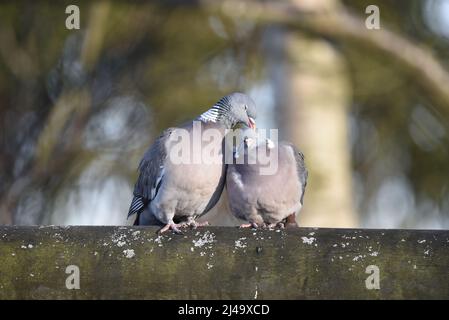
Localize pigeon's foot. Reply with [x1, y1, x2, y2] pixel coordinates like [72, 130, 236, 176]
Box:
[264, 223, 275, 229]
[264, 222, 285, 229]
[158, 223, 183, 234]
[277, 222, 287, 229]
[285, 213, 298, 228]
[239, 222, 258, 229]
[185, 218, 209, 230]
[191, 221, 209, 229]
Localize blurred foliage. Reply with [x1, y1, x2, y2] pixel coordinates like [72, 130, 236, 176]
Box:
[0, 0, 265, 224]
[341, 0, 449, 226]
[0, 0, 448, 227]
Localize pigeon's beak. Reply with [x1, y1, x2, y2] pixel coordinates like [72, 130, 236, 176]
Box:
[248, 117, 256, 130]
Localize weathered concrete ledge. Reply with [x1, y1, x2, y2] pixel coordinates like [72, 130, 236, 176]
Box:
[0, 226, 448, 299]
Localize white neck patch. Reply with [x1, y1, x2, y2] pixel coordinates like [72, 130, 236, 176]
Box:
[199, 106, 222, 123]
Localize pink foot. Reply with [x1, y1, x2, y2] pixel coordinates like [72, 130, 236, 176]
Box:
[189, 220, 210, 229]
[158, 223, 183, 234]
[239, 222, 258, 229]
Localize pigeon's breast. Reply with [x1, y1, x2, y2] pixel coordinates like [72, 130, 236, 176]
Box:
[161, 125, 226, 215]
[227, 145, 303, 223]
[166, 162, 224, 215]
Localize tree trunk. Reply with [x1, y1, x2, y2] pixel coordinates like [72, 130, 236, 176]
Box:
[267, 0, 357, 227]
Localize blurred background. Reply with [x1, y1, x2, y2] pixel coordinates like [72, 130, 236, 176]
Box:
[1, 0, 449, 229]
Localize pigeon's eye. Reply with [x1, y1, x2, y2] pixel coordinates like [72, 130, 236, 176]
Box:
[244, 105, 248, 111]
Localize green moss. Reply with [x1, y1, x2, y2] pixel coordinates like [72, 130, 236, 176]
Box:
[0, 226, 448, 299]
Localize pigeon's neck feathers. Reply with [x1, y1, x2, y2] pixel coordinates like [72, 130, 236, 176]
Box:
[198, 96, 233, 128]
[198, 106, 222, 123]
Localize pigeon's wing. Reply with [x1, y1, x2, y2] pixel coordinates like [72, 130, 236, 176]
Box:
[200, 137, 228, 215]
[127, 128, 175, 218]
[284, 143, 308, 205]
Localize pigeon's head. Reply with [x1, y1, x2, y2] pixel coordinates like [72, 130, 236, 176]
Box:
[204, 92, 256, 129]
[243, 136, 257, 149]
[227, 92, 257, 129]
[242, 136, 275, 151]
[234, 128, 258, 159]
[234, 134, 276, 161]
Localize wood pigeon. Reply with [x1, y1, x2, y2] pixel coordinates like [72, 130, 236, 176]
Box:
[128, 93, 257, 233]
[226, 131, 308, 228]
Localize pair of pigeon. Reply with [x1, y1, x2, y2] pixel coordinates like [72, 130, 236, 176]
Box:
[127, 93, 308, 233]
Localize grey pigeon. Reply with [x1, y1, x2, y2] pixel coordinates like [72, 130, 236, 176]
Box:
[128, 93, 257, 233]
[226, 132, 308, 228]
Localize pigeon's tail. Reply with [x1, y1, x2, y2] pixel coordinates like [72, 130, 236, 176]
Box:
[128, 195, 145, 218]
[133, 214, 140, 226]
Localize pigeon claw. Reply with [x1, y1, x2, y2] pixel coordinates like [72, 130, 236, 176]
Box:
[277, 222, 286, 229]
[264, 223, 278, 229]
[239, 222, 258, 229]
[191, 221, 209, 229]
[158, 223, 183, 235]
[186, 218, 210, 230]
